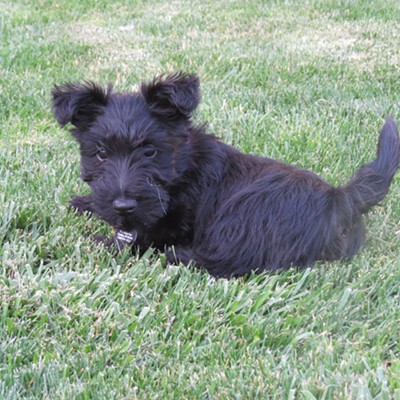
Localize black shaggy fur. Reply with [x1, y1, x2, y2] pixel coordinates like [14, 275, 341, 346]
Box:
[52, 72, 400, 278]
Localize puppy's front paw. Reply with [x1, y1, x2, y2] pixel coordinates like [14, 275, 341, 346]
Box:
[166, 246, 195, 266]
[70, 195, 96, 214]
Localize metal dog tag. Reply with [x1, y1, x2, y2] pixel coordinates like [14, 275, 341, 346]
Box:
[116, 230, 137, 244]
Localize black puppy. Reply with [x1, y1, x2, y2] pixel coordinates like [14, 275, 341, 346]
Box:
[52, 73, 400, 278]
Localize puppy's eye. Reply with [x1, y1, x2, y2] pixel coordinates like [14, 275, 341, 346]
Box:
[96, 147, 108, 162]
[143, 145, 157, 158]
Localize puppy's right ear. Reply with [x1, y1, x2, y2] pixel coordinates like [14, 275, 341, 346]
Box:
[51, 81, 110, 130]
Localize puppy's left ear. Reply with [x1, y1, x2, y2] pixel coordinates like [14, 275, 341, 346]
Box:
[51, 81, 110, 131]
[141, 72, 200, 123]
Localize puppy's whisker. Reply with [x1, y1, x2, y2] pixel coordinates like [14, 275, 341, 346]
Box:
[147, 177, 167, 215]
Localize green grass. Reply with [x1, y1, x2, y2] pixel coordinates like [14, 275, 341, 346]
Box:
[1, 0, 400, 398]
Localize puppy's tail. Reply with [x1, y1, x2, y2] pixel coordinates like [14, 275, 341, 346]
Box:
[342, 117, 400, 214]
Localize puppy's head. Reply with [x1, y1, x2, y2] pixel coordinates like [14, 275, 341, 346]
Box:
[52, 72, 200, 232]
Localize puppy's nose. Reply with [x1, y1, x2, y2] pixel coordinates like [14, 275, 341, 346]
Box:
[113, 198, 137, 215]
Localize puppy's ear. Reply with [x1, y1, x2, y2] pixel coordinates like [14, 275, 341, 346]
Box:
[51, 81, 110, 130]
[141, 72, 200, 123]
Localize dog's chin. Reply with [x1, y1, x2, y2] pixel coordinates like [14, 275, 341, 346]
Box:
[113, 216, 141, 232]
[113, 213, 154, 233]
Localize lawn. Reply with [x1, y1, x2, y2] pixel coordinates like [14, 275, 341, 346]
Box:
[1, 0, 400, 398]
